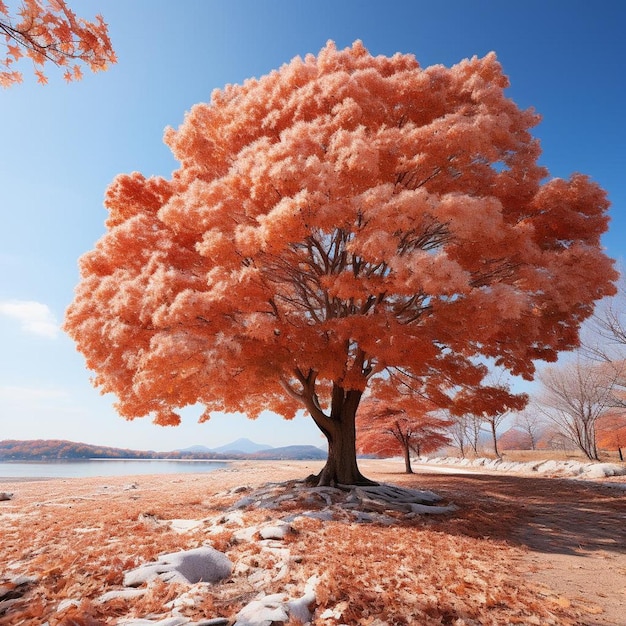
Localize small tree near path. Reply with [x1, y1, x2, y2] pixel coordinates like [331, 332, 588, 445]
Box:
[0, 0, 116, 87]
[356, 397, 451, 473]
[596, 411, 626, 461]
[65, 41, 617, 486]
[514, 410, 544, 450]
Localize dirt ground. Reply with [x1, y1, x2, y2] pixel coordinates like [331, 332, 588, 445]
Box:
[385, 461, 626, 626]
[1, 458, 625, 625]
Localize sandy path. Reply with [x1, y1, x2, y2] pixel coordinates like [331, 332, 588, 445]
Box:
[402, 463, 626, 626]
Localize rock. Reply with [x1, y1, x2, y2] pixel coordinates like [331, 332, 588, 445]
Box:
[117, 618, 190, 626]
[57, 598, 81, 612]
[116, 616, 230, 626]
[124, 547, 232, 587]
[169, 518, 204, 533]
[233, 526, 259, 542]
[98, 588, 147, 603]
[0, 492, 13, 501]
[234, 575, 318, 626]
[583, 463, 626, 478]
[259, 522, 291, 540]
[233, 495, 255, 509]
[288, 574, 318, 623]
[234, 594, 289, 626]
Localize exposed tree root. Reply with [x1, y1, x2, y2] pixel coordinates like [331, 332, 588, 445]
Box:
[230, 479, 458, 520]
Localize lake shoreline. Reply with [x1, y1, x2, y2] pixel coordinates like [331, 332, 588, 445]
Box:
[0, 458, 231, 481]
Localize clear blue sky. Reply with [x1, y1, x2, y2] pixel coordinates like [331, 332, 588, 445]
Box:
[0, 1, 624, 451]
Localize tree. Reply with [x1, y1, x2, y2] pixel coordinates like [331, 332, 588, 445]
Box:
[584, 272, 626, 358]
[1, 0, 116, 87]
[513, 409, 544, 450]
[356, 396, 451, 473]
[582, 271, 626, 410]
[596, 410, 626, 461]
[535, 359, 622, 460]
[64, 41, 617, 486]
[449, 414, 469, 458]
[462, 413, 483, 456]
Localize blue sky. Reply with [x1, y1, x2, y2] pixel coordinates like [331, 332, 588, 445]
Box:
[0, 1, 624, 451]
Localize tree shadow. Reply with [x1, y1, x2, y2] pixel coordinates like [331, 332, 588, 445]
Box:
[385, 470, 626, 557]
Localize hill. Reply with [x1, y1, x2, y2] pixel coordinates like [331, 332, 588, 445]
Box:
[0, 439, 324, 461]
[248, 445, 327, 460]
[0, 439, 224, 461]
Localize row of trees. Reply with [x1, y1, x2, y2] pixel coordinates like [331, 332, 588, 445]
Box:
[363, 276, 626, 469]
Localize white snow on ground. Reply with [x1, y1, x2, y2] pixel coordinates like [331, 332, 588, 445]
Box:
[412, 455, 626, 481]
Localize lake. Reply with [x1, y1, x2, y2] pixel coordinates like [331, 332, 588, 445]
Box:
[0, 459, 229, 480]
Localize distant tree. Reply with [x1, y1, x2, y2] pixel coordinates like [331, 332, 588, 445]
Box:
[0, 0, 116, 87]
[449, 414, 469, 458]
[453, 377, 526, 458]
[583, 272, 626, 358]
[582, 272, 626, 411]
[65, 41, 617, 486]
[536, 359, 622, 460]
[469, 415, 484, 455]
[356, 396, 451, 473]
[596, 410, 626, 461]
[513, 409, 544, 450]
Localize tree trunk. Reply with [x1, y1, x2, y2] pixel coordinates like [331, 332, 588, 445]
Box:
[619, 447, 624, 462]
[310, 387, 376, 486]
[491, 420, 501, 458]
[403, 443, 414, 474]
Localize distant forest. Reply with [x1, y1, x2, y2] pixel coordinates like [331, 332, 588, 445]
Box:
[0, 439, 327, 461]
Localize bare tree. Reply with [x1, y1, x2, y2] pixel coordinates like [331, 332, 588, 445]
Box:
[535, 359, 622, 460]
[514, 410, 544, 450]
[583, 271, 626, 357]
[483, 411, 509, 458]
[582, 270, 626, 409]
[448, 414, 468, 458]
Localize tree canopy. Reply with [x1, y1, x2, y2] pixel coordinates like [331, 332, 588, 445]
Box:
[0, 0, 116, 87]
[65, 41, 617, 485]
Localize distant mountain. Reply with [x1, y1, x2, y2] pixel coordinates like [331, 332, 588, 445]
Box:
[177, 445, 214, 454]
[249, 445, 327, 460]
[211, 438, 273, 454]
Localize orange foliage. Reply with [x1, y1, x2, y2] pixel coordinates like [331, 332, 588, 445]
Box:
[0, 0, 116, 87]
[356, 394, 451, 468]
[65, 41, 616, 482]
[596, 410, 626, 451]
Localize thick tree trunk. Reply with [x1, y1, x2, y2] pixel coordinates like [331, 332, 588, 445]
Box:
[310, 387, 377, 486]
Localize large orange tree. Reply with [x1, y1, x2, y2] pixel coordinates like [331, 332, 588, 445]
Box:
[65, 41, 617, 485]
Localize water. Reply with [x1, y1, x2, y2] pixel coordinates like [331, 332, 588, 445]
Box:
[0, 459, 229, 480]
